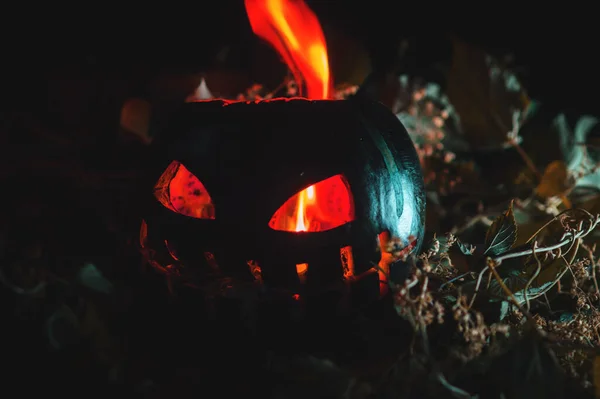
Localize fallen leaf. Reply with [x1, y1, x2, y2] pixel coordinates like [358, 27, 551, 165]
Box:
[484, 200, 518, 256]
[119, 98, 152, 144]
[488, 332, 566, 399]
[594, 355, 600, 398]
[456, 239, 476, 256]
[322, 24, 371, 86]
[536, 160, 571, 199]
[80, 301, 121, 367]
[504, 236, 579, 305]
[579, 193, 600, 216]
[77, 263, 114, 295]
[446, 37, 527, 149]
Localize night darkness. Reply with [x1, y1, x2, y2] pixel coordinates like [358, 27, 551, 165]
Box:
[2, 3, 600, 398]
[3, 4, 598, 113]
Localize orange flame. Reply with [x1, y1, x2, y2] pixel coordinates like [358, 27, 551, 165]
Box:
[244, 0, 331, 99]
[268, 174, 354, 233]
[294, 184, 315, 231]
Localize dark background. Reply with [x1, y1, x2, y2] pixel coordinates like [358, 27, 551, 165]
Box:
[3, 3, 597, 113]
[0, 4, 598, 397]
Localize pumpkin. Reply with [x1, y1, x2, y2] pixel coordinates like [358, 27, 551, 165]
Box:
[139, 96, 425, 304]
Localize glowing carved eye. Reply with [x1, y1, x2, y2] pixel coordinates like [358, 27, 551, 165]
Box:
[154, 161, 215, 219]
[269, 174, 355, 232]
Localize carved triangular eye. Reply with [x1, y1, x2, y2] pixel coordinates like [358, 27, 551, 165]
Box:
[269, 174, 355, 232]
[154, 161, 215, 219]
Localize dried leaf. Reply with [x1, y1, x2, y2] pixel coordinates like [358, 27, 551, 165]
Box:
[487, 262, 527, 301]
[46, 304, 80, 350]
[511, 243, 576, 304]
[445, 37, 528, 149]
[119, 98, 152, 144]
[77, 263, 114, 295]
[80, 301, 121, 367]
[488, 332, 565, 399]
[484, 200, 517, 256]
[536, 160, 570, 199]
[579, 192, 600, 216]
[446, 37, 498, 147]
[322, 25, 371, 86]
[456, 239, 476, 256]
[594, 355, 600, 398]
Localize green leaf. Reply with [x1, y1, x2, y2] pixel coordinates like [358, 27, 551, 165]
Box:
[484, 200, 518, 256]
[524, 100, 541, 120]
[78, 263, 114, 295]
[510, 256, 568, 305]
[512, 281, 555, 304]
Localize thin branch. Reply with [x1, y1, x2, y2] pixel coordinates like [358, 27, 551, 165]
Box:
[524, 241, 543, 311]
[469, 209, 598, 307]
[495, 212, 598, 264]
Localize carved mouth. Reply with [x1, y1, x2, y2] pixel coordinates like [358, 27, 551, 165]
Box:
[140, 219, 418, 302]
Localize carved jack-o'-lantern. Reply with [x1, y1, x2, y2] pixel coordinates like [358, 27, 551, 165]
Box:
[139, 96, 425, 303]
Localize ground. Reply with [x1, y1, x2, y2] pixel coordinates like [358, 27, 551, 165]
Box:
[1, 33, 600, 399]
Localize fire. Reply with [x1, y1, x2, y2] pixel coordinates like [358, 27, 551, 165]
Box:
[268, 175, 354, 233]
[294, 184, 315, 232]
[244, 0, 331, 99]
[245, 0, 333, 232]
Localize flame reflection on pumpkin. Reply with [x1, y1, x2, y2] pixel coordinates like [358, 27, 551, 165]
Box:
[154, 161, 215, 219]
[244, 0, 331, 99]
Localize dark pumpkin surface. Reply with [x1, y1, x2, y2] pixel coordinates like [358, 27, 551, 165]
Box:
[141, 97, 425, 297]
